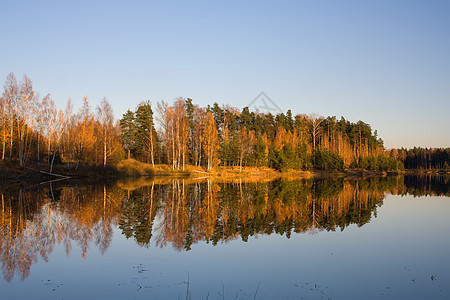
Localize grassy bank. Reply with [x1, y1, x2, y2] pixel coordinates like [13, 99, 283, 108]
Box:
[1, 158, 411, 187]
[1, 159, 202, 185]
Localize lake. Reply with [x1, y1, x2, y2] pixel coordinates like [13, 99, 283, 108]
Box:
[1, 175, 449, 299]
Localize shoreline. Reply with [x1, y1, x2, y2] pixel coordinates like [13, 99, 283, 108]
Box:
[1, 159, 448, 188]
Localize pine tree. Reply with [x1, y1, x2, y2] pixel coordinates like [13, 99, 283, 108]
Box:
[135, 101, 158, 166]
[120, 109, 136, 159]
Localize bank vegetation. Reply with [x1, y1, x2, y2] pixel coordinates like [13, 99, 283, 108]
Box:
[1, 73, 448, 182]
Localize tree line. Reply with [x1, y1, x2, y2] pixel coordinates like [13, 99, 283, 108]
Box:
[388, 147, 450, 170]
[1, 73, 448, 172]
[0, 73, 124, 171]
[119, 97, 400, 171]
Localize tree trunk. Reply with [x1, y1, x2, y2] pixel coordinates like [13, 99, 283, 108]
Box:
[103, 128, 107, 167]
[1, 131, 5, 160]
[150, 133, 154, 167]
[9, 119, 13, 161]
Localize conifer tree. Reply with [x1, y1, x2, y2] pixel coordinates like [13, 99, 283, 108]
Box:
[120, 109, 136, 159]
[134, 101, 158, 166]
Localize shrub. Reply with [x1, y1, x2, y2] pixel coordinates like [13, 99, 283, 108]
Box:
[313, 150, 344, 171]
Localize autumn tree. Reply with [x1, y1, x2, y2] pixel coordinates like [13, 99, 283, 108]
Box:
[191, 105, 205, 167]
[202, 111, 220, 171]
[16, 75, 40, 166]
[173, 99, 189, 170]
[96, 97, 117, 167]
[156, 101, 171, 165]
[61, 98, 75, 169]
[73, 97, 96, 167]
[0, 94, 7, 160]
[219, 106, 240, 167]
[49, 109, 65, 173]
[2, 73, 18, 161]
[237, 127, 250, 171]
[308, 113, 323, 151]
[156, 98, 189, 170]
[40, 94, 59, 164]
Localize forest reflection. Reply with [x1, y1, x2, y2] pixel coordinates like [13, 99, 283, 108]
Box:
[1, 175, 449, 282]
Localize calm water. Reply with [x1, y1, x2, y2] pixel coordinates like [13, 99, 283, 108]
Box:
[1, 175, 449, 299]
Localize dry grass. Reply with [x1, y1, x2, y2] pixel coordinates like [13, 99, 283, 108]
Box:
[115, 159, 197, 177]
[209, 166, 313, 180]
[2, 159, 383, 186]
[113, 162, 315, 182]
[116, 159, 156, 177]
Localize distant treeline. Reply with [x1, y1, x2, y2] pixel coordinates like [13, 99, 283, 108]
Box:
[402, 174, 450, 196]
[388, 148, 450, 170]
[1, 72, 448, 173]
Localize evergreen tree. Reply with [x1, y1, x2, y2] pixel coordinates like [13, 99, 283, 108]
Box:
[120, 109, 136, 159]
[252, 135, 267, 167]
[120, 110, 136, 158]
[134, 101, 158, 166]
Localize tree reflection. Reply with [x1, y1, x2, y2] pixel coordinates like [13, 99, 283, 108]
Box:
[0, 183, 124, 282]
[118, 175, 449, 250]
[119, 182, 157, 247]
[0, 175, 449, 282]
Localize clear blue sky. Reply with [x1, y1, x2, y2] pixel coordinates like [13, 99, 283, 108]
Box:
[1, 0, 449, 149]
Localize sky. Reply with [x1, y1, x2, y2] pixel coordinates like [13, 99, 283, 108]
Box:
[1, 0, 449, 149]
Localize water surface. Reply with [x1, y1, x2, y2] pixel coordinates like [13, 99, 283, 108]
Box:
[1, 175, 449, 299]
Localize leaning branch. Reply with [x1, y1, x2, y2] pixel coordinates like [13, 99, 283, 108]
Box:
[25, 166, 71, 179]
[192, 170, 209, 174]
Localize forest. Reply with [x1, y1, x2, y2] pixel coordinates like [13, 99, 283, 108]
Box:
[1, 72, 449, 177]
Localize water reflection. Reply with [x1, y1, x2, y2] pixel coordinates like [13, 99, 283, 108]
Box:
[0, 175, 448, 282]
[0, 184, 123, 282]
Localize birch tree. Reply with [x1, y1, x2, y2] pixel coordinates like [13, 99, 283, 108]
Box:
[16, 75, 37, 166]
[308, 113, 323, 151]
[238, 127, 249, 171]
[191, 106, 205, 167]
[74, 97, 96, 167]
[156, 100, 171, 166]
[156, 99, 189, 170]
[173, 99, 189, 170]
[0, 95, 7, 160]
[2, 73, 18, 161]
[63, 98, 74, 168]
[40, 95, 58, 164]
[49, 109, 65, 173]
[96, 97, 116, 167]
[202, 111, 219, 172]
